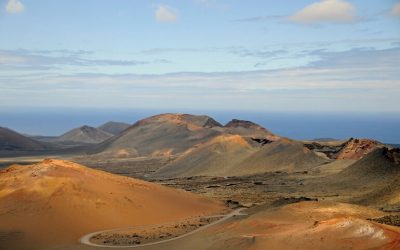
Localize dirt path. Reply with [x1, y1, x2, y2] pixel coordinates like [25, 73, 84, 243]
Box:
[79, 208, 247, 248]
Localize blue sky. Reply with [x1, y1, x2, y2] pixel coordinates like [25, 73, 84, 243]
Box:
[0, 0, 399, 112]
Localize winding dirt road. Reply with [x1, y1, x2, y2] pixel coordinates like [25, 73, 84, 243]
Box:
[79, 208, 247, 248]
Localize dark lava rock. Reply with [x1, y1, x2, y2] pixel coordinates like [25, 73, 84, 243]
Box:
[226, 199, 241, 208]
[384, 147, 400, 165]
[368, 215, 400, 227]
[251, 138, 273, 146]
[272, 196, 318, 207]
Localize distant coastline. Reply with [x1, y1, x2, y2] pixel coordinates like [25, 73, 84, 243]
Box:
[0, 108, 399, 144]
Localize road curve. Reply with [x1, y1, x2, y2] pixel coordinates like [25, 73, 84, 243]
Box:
[79, 208, 247, 248]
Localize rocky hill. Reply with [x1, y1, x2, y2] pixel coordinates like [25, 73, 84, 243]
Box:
[57, 125, 113, 144]
[98, 121, 130, 135]
[0, 127, 47, 151]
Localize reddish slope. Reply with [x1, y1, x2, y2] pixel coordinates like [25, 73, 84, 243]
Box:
[0, 159, 224, 248]
[140, 202, 400, 250]
[207, 202, 400, 250]
[335, 138, 381, 160]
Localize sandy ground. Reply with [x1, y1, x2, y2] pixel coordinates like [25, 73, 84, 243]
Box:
[1, 154, 399, 250]
[116, 202, 400, 250]
[89, 216, 222, 246]
[49, 202, 400, 250]
[0, 159, 225, 249]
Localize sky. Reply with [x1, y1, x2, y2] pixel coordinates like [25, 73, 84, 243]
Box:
[0, 0, 399, 113]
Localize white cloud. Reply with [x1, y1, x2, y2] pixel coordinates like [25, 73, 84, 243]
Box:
[390, 3, 400, 17]
[5, 0, 25, 13]
[290, 0, 356, 24]
[155, 5, 177, 22]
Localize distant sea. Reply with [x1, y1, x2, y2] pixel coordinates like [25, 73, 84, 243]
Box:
[0, 108, 399, 144]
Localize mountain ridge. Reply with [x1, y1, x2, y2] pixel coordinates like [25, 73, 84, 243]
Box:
[98, 121, 131, 135]
[0, 126, 48, 151]
[57, 125, 113, 144]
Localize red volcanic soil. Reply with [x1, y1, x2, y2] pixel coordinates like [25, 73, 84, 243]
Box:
[0, 159, 225, 248]
[207, 202, 400, 250]
[336, 138, 380, 160]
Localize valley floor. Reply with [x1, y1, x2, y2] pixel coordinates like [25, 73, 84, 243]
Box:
[1, 154, 399, 250]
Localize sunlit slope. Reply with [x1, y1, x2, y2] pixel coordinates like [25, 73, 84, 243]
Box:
[91, 114, 223, 156]
[156, 138, 328, 177]
[155, 135, 258, 177]
[0, 159, 224, 247]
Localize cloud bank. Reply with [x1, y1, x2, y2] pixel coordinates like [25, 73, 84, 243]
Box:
[1, 46, 399, 112]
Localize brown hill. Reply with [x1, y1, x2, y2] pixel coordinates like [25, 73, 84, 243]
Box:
[235, 139, 329, 175]
[0, 127, 47, 151]
[155, 135, 258, 177]
[0, 159, 224, 248]
[98, 121, 130, 135]
[155, 138, 328, 177]
[329, 147, 400, 185]
[91, 114, 223, 157]
[224, 119, 279, 140]
[90, 114, 281, 158]
[57, 125, 113, 144]
[330, 147, 400, 208]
